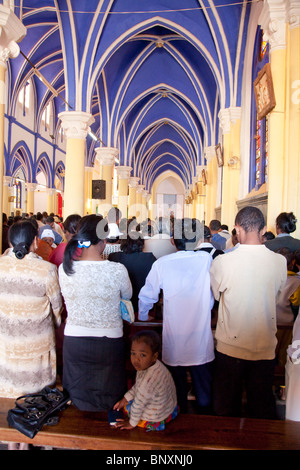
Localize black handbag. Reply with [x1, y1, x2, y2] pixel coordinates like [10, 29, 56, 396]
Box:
[7, 386, 70, 439]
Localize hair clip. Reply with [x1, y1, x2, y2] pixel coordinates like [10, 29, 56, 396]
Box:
[77, 240, 91, 248]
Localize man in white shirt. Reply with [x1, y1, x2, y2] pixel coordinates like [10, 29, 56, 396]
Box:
[210, 206, 287, 419]
[139, 218, 215, 413]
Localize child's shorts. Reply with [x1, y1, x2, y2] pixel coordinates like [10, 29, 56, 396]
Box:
[124, 401, 179, 431]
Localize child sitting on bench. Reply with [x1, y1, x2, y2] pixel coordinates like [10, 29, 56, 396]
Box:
[113, 330, 178, 431]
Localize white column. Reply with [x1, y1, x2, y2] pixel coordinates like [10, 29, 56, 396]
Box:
[25, 182, 37, 214]
[128, 176, 140, 218]
[3, 175, 12, 216]
[95, 147, 118, 215]
[116, 165, 132, 219]
[58, 111, 94, 218]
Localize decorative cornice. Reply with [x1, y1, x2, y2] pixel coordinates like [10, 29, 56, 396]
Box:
[58, 111, 95, 140]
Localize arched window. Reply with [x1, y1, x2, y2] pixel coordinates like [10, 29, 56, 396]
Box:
[18, 81, 31, 116]
[42, 102, 52, 130]
[249, 28, 270, 191]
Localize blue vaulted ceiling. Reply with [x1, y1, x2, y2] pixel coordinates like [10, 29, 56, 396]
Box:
[6, 0, 251, 192]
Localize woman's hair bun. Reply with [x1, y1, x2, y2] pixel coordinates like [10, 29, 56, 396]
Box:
[13, 242, 29, 259]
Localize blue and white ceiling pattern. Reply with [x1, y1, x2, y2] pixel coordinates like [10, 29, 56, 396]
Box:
[6, 0, 252, 193]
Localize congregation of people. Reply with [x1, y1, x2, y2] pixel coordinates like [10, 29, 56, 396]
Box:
[1, 205, 300, 447]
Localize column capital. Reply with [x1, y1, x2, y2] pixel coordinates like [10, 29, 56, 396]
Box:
[136, 184, 145, 194]
[95, 146, 118, 166]
[47, 188, 56, 196]
[218, 107, 241, 134]
[196, 165, 206, 179]
[3, 175, 12, 186]
[204, 146, 216, 163]
[128, 176, 140, 188]
[85, 166, 94, 172]
[0, 6, 26, 67]
[287, 0, 300, 29]
[259, 0, 287, 51]
[58, 111, 95, 139]
[26, 182, 37, 191]
[116, 165, 132, 179]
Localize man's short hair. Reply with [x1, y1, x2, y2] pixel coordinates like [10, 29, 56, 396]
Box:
[235, 206, 265, 233]
[209, 219, 221, 231]
[173, 218, 201, 250]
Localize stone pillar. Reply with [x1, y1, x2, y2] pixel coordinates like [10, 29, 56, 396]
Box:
[0, 6, 26, 251]
[3, 175, 12, 216]
[284, 2, 300, 236]
[259, 1, 287, 231]
[128, 176, 140, 218]
[84, 166, 93, 214]
[218, 107, 241, 229]
[95, 147, 118, 215]
[195, 168, 206, 222]
[135, 184, 145, 222]
[26, 182, 36, 214]
[58, 111, 94, 218]
[142, 189, 149, 220]
[47, 188, 56, 215]
[204, 146, 218, 223]
[116, 165, 132, 219]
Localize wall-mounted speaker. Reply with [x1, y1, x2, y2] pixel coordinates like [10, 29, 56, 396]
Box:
[92, 180, 106, 199]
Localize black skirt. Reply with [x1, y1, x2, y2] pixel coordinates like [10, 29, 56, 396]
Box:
[63, 335, 127, 411]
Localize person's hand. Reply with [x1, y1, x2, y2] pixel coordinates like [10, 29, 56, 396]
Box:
[114, 418, 135, 430]
[113, 397, 128, 411]
[144, 315, 155, 322]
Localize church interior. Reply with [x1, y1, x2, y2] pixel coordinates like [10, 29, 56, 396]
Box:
[0, 0, 299, 450]
[0, 0, 299, 239]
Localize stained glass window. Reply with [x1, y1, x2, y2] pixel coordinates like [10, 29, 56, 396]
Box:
[14, 181, 21, 209]
[264, 114, 269, 182]
[260, 33, 267, 62]
[255, 114, 269, 186]
[255, 118, 261, 185]
[251, 27, 270, 190]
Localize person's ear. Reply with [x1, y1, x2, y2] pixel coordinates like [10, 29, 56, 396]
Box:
[153, 352, 159, 361]
[260, 225, 267, 238]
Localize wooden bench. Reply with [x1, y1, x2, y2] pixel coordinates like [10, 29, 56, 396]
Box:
[1, 397, 300, 450]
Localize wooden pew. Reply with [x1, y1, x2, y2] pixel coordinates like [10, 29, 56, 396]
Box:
[1, 397, 300, 450]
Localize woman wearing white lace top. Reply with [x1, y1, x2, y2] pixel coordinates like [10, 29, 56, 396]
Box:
[59, 215, 132, 411]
